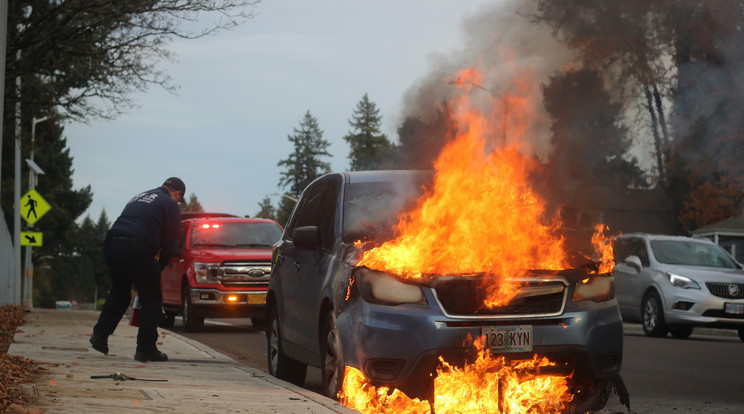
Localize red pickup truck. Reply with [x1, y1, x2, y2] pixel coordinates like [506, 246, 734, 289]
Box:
[159, 212, 283, 331]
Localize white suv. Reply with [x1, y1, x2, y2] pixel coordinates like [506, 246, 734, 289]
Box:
[612, 233, 744, 340]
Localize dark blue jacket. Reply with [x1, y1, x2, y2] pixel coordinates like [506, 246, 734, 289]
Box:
[109, 187, 181, 269]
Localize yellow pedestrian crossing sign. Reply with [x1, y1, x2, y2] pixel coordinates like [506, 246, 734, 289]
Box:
[21, 231, 43, 247]
[20, 189, 51, 226]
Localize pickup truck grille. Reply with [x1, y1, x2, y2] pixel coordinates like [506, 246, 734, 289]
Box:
[213, 261, 271, 288]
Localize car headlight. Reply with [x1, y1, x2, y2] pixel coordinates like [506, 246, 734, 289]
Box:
[573, 275, 615, 302]
[667, 273, 701, 289]
[354, 267, 426, 305]
[194, 262, 221, 283]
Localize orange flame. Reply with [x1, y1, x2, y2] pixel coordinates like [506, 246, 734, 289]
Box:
[591, 224, 615, 274]
[340, 343, 573, 414]
[357, 65, 572, 306]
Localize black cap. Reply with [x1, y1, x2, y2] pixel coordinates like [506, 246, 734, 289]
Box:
[163, 177, 185, 194]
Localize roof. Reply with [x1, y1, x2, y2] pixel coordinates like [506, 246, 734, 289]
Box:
[691, 217, 744, 236]
[180, 212, 237, 220]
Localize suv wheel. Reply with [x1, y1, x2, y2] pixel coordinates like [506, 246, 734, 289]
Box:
[641, 291, 667, 337]
[320, 312, 344, 400]
[182, 285, 204, 332]
[266, 305, 307, 386]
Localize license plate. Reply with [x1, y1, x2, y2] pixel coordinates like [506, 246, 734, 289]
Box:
[724, 302, 744, 314]
[246, 294, 267, 305]
[481, 325, 532, 353]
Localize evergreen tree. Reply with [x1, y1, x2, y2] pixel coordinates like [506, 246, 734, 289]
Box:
[182, 193, 204, 212]
[344, 94, 394, 171]
[255, 196, 277, 221]
[277, 110, 332, 196]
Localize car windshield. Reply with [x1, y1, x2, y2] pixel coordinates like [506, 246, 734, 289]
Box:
[191, 222, 282, 248]
[650, 240, 739, 268]
[342, 174, 430, 243]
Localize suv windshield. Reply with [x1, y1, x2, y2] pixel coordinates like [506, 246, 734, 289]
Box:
[650, 240, 739, 268]
[342, 175, 429, 244]
[191, 222, 282, 248]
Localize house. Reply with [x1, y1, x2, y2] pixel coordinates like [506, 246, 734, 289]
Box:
[691, 217, 744, 262]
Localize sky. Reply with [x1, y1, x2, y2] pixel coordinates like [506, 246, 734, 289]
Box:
[64, 0, 505, 222]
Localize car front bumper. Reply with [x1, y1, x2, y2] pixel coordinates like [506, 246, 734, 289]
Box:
[336, 290, 623, 390]
[188, 288, 267, 318]
[662, 288, 744, 328]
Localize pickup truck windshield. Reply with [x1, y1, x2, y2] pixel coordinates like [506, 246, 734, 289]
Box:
[191, 222, 282, 248]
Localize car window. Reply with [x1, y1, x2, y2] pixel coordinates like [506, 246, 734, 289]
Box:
[291, 179, 339, 251]
[613, 237, 650, 267]
[650, 240, 739, 268]
[191, 222, 283, 248]
[178, 223, 189, 251]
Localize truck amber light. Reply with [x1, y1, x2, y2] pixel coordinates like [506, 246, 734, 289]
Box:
[227, 295, 238, 302]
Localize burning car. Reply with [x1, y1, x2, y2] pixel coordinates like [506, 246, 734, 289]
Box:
[266, 169, 627, 413]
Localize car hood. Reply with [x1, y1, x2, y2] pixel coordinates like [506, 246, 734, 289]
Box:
[656, 263, 744, 282]
[188, 247, 272, 262]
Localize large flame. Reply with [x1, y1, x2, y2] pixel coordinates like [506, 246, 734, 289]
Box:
[357, 66, 571, 306]
[346, 64, 614, 412]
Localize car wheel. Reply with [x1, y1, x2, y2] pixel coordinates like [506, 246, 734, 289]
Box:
[641, 291, 667, 337]
[251, 317, 265, 329]
[738, 328, 744, 342]
[320, 312, 344, 400]
[266, 305, 307, 386]
[159, 310, 176, 328]
[669, 325, 693, 339]
[182, 285, 204, 332]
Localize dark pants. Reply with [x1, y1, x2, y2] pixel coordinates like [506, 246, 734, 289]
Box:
[93, 238, 162, 353]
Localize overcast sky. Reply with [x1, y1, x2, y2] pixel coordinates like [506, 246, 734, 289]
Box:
[65, 1, 508, 221]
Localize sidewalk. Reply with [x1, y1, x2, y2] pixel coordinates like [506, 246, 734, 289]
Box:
[8, 308, 357, 414]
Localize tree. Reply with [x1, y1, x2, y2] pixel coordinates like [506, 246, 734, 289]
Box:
[277, 110, 332, 197]
[182, 193, 204, 213]
[343, 94, 394, 171]
[254, 196, 277, 221]
[5, 0, 260, 122]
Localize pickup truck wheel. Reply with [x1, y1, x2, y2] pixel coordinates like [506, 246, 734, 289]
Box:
[182, 286, 204, 332]
[320, 312, 344, 400]
[266, 305, 306, 386]
[251, 317, 265, 329]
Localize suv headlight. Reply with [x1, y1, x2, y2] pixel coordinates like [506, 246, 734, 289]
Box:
[667, 273, 701, 289]
[194, 262, 221, 283]
[354, 267, 425, 305]
[573, 275, 615, 302]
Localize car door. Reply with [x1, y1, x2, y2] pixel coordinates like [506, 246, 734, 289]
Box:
[613, 236, 651, 320]
[161, 222, 189, 305]
[274, 176, 340, 357]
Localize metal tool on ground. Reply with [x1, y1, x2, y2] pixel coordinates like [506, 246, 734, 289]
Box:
[90, 372, 168, 382]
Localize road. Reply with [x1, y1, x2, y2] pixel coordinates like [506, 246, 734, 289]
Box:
[174, 318, 744, 413]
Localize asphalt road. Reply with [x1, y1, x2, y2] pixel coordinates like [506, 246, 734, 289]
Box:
[174, 318, 744, 413]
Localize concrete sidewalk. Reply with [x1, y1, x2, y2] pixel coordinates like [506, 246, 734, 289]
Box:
[8, 308, 357, 414]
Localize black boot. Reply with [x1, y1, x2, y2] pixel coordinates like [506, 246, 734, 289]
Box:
[89, 334, 109, 355]
[134, 350, 168, 362]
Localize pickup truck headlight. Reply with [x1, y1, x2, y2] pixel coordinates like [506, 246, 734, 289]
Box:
[667, 273, 701, 289]
[194, 262, 221, 283]
[354, 267, 426, 305]
[573, 275, 615, 302]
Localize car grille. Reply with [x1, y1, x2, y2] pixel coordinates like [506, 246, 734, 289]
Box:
[705, 282, 744, 299]
[217, 261, 271, 288]
[432, 278, 567, 317]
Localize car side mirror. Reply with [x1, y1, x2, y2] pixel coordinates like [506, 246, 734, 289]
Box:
[292, 226, 320, 251]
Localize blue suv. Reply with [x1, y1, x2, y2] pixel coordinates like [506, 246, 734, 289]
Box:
[266, 170, 626, 412]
